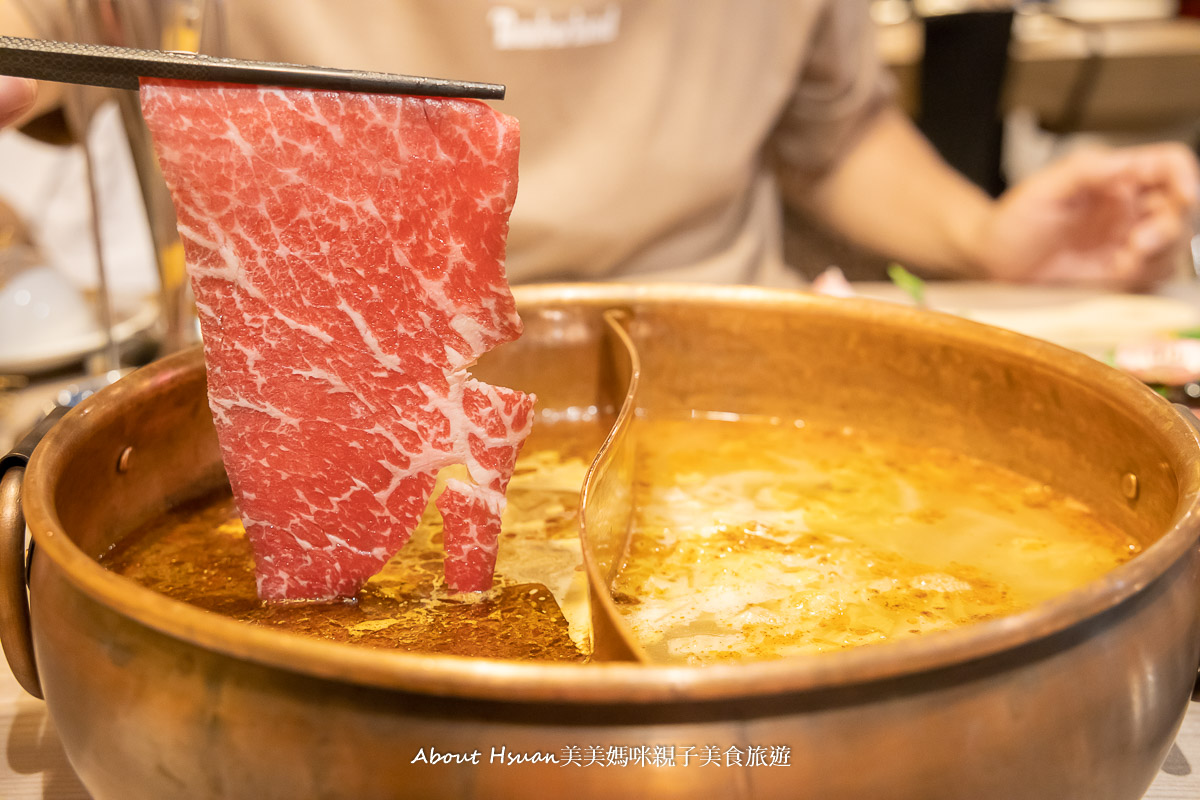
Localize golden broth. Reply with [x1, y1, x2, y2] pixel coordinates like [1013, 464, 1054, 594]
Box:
[102, 410, 1141, 667]
[101, 420, 602, 662]
[611, 416, 1142, 665]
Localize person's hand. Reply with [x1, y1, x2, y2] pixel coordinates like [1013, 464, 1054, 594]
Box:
[974, 143, 1199, 291]
[0, 76, 36, 128]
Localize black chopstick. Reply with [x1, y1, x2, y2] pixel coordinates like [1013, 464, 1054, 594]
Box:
[0, 36, 505, 100]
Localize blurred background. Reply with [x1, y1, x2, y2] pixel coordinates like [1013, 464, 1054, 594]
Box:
[786, 0, 1200, 278]
[3, 0, 1200, 429]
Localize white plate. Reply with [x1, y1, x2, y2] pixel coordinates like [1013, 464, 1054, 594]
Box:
[0, 295, 159, 375]
[852, 281, 1200, 360]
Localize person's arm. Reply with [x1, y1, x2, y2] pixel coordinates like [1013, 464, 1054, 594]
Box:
[792, 105, 992, 278]
[793, 103, 1200, 291]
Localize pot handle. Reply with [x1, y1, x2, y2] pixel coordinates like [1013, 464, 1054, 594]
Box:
[0, 405, 70, 700]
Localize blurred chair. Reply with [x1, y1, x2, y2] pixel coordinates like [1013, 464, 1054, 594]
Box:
[916, 9, 1015, 197]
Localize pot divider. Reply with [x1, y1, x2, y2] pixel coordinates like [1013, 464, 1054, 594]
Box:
[578, 308, 649, 663]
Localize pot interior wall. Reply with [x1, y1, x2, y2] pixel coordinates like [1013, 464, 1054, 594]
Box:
[49, 358, 225, 560]
[43, 288, 1187, 601]
[624, 300, 1182, 546]
[49, 301, 629, 562]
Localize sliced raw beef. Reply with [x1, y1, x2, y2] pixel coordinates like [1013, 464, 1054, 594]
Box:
[140, 79, 533, 601]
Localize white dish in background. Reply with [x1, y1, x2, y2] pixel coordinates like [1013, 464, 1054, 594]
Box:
[853, 281, 1200, 360]
[0, 262, 99, 348]
[0, 263, 158, 374]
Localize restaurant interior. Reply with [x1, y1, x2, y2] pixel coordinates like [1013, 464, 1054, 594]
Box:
[2, 1, 1200, 798]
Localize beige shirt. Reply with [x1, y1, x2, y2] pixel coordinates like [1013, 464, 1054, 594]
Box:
[15, 0, 891, 287]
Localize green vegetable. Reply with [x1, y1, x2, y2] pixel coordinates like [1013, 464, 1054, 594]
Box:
[887, 263, 926, 307]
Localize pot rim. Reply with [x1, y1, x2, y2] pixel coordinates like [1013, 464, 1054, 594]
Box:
[22, 283, 1200, 704]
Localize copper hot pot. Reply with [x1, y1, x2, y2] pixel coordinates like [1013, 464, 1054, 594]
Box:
[2, 283, 1200, 800]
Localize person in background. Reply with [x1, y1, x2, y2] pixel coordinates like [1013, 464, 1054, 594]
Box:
[0, 0, 1196, 293]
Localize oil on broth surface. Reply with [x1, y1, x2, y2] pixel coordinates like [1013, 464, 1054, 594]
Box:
[612, 416, 1142, 665]
[101, 420, 602, 662]
[102, 412, 1140, 666]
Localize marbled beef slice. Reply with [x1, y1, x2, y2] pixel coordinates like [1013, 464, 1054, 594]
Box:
[140, 79, 532, 601]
